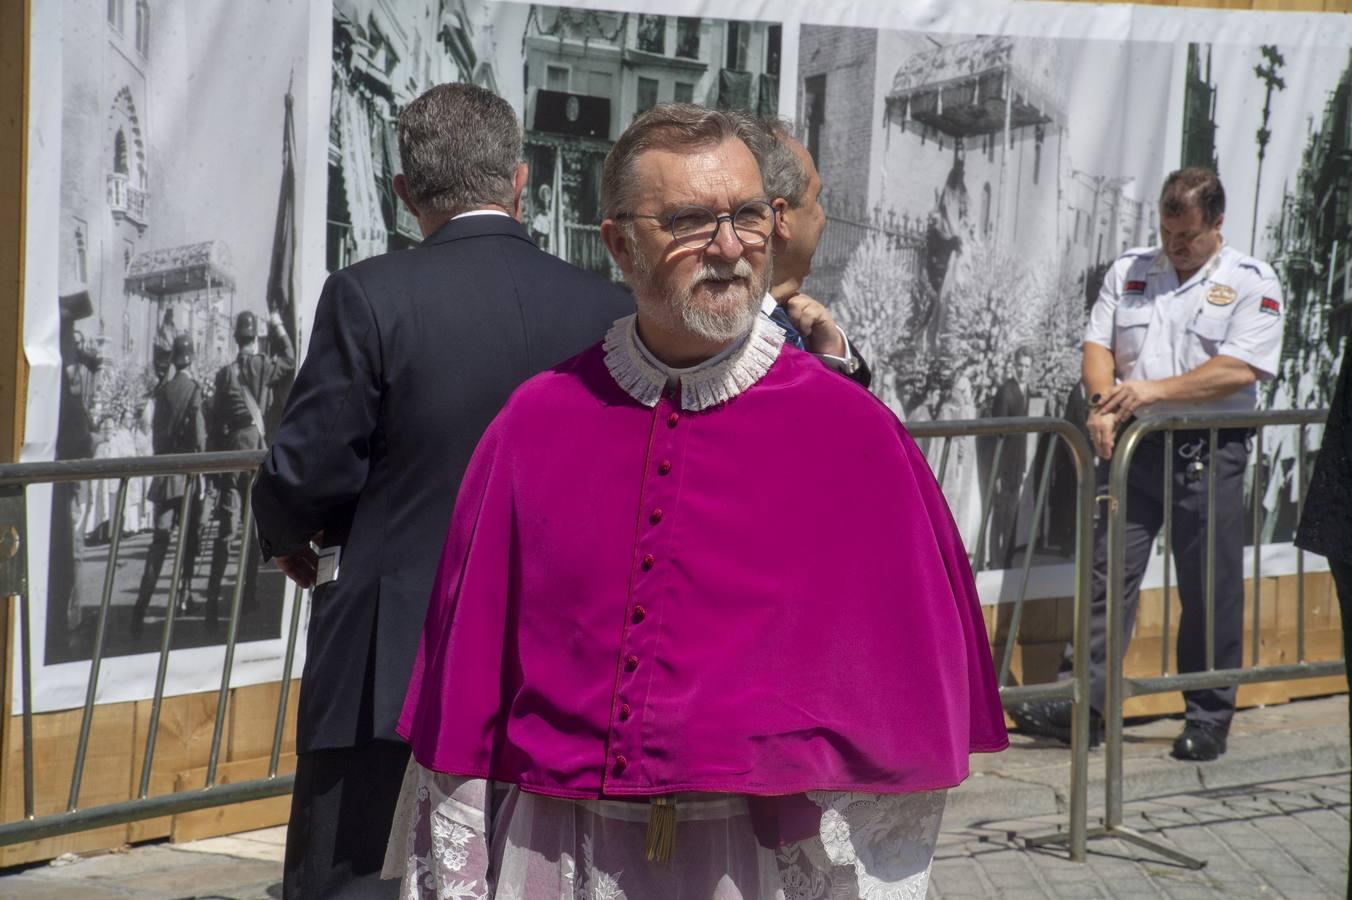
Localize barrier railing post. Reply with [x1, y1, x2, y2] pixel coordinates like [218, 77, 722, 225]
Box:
[1252, 428, 1264, 666]
[1205, 428, 1218, 673]
[1162, 431, 1174, 674]
[207, 492, 255, 788]
[270, 581, 305, 777]
[139, 476, 198, 799]
[69, 477, 129, 812]
[14, 592, 34, 819]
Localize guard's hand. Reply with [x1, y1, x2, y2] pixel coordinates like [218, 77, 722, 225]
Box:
[275, 547, 318, 589]
[1097, 380, 1164, 420]
[1087, 409, 1119, 460]
[783, 292, 848, 357]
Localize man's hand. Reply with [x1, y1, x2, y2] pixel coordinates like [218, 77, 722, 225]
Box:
[1097, 380, 1165, 420]
[783, 293, 847, 357]
[1086, 409, 1120, 460]
[275, 540, 320, 589]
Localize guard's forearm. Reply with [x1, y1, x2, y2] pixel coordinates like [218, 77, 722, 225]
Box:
[1154, 355, 1259, 403]
[1082, 342, 1116, 399]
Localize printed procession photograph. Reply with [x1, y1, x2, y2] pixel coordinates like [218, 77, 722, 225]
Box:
[27, 0, 311, 700]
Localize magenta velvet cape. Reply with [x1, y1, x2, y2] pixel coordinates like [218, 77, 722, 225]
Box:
[398, 343, 1007, 799]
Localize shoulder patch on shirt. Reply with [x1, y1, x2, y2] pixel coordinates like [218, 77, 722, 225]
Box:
[1260, 297, 1281, 316]
[1123, 280, 1147, 294]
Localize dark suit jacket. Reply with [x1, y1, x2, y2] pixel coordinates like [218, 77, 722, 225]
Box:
[251, 215, 633, 753]
[1297, 336, 1352, 564]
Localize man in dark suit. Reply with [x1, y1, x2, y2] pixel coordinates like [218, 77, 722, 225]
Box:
[250, 83, 633, 899]
[755, 117, 871, 388]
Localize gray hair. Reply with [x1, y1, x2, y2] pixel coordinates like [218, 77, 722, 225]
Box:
[601, 103, 768, 220]
[753, 117, 810, 208]
[397, 83, 521, 217]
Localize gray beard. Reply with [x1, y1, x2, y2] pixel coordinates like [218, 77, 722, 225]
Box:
[629, 254, 771, 343]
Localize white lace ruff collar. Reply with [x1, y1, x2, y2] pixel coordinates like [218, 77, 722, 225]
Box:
[602, 313, 784, 411]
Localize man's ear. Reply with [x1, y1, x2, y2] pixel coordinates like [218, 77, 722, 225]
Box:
[772, 197, 792, 242]
[511, 163, 529, 220]
[393, 174, 419, 219]
[601, 219, 635, 274]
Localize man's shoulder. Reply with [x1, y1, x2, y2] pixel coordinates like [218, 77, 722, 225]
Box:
[1221, 247, 1278, 283]
[1112, 245, 1160, 274]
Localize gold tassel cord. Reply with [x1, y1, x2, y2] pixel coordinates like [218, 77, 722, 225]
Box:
[645, 796, 677, 863]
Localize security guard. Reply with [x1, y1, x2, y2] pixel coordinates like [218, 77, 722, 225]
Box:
[132, 334, 205, 636]
[205, 309, 295, 628]
[1012, 168, 1284, 760]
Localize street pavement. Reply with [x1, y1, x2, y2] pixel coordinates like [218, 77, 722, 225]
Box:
[0, 695, 1347, 898]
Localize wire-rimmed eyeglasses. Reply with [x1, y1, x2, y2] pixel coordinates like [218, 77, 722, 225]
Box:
[613, 200, 776, 250]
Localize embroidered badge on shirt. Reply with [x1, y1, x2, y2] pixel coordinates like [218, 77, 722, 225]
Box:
[1206, 284, 1238, 306]
[1123, 280, 1147, 294]
[1260, 297, 1281, 316]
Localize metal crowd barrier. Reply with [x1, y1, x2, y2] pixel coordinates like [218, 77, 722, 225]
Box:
[0, 450, 303, 846]
[907, 417, 1096, 862]
[0, 411, 1334, 865]
[1089, 408, 1337, 869]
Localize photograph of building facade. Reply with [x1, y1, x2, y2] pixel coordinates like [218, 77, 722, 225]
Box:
[1255, 48, 1352, 541]
[518, 6, 782, 280]
[48, 0, 307, 664]
[326, 0, 503, 272]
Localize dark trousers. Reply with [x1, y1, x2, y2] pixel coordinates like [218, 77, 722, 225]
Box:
[284, 739, 411, 899]
[207, 471, 260, 621]
[134, 497, 202, 622]
[1061, 430, 1249, 729]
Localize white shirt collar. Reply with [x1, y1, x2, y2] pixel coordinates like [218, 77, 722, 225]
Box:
[760, 293, 778, 316]
[602, 313, 784, 411]
[451, 209, 512, 221]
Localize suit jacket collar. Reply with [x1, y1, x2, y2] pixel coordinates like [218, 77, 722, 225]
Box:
[421, 213, 536, 248]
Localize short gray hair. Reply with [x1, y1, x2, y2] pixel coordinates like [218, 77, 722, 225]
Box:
[397, 83, 521, 217]
[754, 117, 810, 208]
[601, 103, 767, 219]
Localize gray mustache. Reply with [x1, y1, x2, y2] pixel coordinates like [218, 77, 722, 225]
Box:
[690, 259, 754, 285]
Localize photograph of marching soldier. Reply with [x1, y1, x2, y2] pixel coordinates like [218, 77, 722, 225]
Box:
[204, 310, 294, 632]
[35, 0, 308, 673]
[131, 332, 205, 638]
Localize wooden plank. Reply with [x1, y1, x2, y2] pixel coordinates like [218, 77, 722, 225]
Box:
[170, 754, 295, 843]
[125, 693, 224, 843]
[226, 680, 299, 765]
[1252, 0, 1327, 9]
[0, 705, 136, 867]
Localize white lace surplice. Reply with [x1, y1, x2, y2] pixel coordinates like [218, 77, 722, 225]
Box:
[397, 765, 945, 900]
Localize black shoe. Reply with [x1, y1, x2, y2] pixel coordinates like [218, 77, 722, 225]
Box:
[1008, 699, 1102, 748]
[1171, 721, 1228, 761]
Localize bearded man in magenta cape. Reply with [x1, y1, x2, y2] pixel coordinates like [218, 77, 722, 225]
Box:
[394, 104, 1007, 899]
